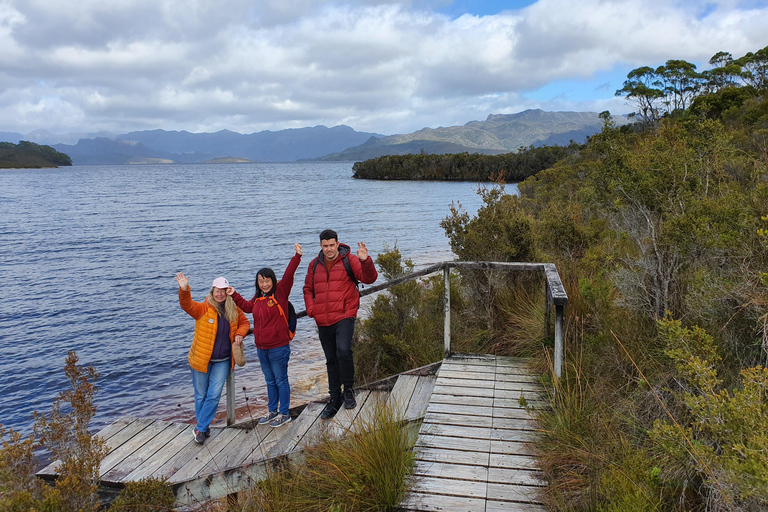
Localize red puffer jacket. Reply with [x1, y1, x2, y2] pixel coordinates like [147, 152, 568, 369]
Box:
[303, 243, 378, 326]
[231, 253, 301, 350]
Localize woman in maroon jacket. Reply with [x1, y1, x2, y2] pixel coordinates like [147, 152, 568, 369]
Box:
[227, 243, 302, 428]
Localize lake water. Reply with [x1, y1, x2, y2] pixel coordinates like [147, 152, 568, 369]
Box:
[0, 162, 501, 443]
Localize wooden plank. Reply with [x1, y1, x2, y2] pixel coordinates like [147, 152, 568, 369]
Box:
[150, 428, 225, 481]
[486, 482, 545, 503]
[493, 397, 545, 409]
[386, 374, 419, 417]
[486, 500, 548, 512]
[404, 376, 436, 422]
[490, 440, 536, 456]
[488, 467, 546, 486]
[325, 390, 370, 440]
[423, 412, 493, 428]
[490, 429, 539, 443]
[431, 385, 494, 398]
[436, 369, 495, 382]
[492, 406, 537, 420]
[488, 453, 539, 470]
[400, 491, 486, 512]
[494, 384, 545, 396]
[352, 390, 389, 432]
[99, 419, 165, 478]
[434, 377, 497, 389]
[93, 416, 137, 443]
[124, 424, 194, 481]
[492, 417, 539, 431]
[430, 393, 494, 408]
[424, 424, 493, 441]
[415, 446, 489, 467]
[200, 429, 250, 474]
[408, 476, 487, 499]
[415, 434, 491, 453]
[438, 363, 496, 374]
[266, 401, 324, 456]
[102, 422, 184, 482]
[426, 402, 494, 418]
[167, 427, 242, 483]
[413, 461, 488, 482]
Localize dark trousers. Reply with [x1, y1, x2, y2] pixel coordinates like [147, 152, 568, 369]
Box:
[318, 317, 356, 397]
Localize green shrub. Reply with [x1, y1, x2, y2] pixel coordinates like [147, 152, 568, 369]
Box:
[108, 477, 176, 511]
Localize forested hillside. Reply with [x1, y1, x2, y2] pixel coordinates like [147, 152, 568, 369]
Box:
[351, 45, 768, 511]
[0, 141, 72, 168]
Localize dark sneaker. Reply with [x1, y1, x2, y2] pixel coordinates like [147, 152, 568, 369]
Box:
[270, 414, 292, 428]
[194, 429, 205, 444]
[258, 411, 279, 425]
[344, 387, 356, 409]
[319, 400, 342, 420]
[204, 429, 211, 438]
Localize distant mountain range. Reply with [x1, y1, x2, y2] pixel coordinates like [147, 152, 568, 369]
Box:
[0, 110, 630, 165]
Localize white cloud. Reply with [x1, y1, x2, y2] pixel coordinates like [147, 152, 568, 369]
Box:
[0, 0, 766, 135]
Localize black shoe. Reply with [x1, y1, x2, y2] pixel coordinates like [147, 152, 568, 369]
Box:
[320, 399, 342, 420]
[343, 387, 356, 409]
[194, 429, 206, 444]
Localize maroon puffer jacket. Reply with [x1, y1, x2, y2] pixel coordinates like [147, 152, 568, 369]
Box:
[303, 243, 378, 326]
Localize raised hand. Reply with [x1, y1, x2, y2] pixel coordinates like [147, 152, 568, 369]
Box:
[175, 272, 190, 291]
[226, 286, 235, 296]
[357, 241, 369, 261]
[295, 243, 303, 256]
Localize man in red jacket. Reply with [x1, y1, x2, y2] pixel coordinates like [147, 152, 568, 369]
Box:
[303, 229, 378, 420]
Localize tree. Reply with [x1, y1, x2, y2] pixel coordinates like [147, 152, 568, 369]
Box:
[656, 59, 701, 112]
[737, 45, 768, 91]
[615, 66, 664, 125]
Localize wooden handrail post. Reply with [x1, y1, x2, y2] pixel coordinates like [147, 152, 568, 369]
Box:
[226, 370, 235, 426]
[554, 305, 564, 378]
[444, 265, 451, 357]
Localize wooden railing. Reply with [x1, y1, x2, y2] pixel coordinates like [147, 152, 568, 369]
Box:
[226, 261, 568, 424]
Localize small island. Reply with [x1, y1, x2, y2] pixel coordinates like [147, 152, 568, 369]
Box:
[0, 141, 73, 169]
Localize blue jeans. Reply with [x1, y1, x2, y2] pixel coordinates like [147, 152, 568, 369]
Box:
[257, 344, 291, 416]
[190, 359, 230, 433]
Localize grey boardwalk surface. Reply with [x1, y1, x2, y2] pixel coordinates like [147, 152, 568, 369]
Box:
[400, 354, 547, 512]
[36, 372, 438, 506]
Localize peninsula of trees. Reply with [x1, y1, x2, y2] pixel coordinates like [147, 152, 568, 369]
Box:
[0, 141, 73, 168]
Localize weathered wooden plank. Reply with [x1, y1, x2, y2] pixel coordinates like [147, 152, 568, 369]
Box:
[487, 482, 545, 503]
[324, 390, 370, 440]
[438, 363, 496, 374]
[494, 383, 545, 395]
[168, 427, 242, 483]
[414, 446, 490, 466]
[432, 385, 494, 398]
[494, 356, 533, 366]
[488, 467, 546, 486]
[400, 491, 487, 512]
[426, 402, 494, 418]
[386, 374, 419, 417]
[435, 369, 496, 382]
[434, 377, 496, 389]
[93, 416, 137, 443]
[99, 419, 165, 477]
[423, 411, 493, 428]
[490, 440, 537, 456]
[430, 393, 494, 408]
[352, 390, 389, 432]
[488, 453, 539, 470]
[493, 397, 545, 409]
[486, 500, 548, 512]
[415, 434, 491, 453]
[124, 424, 194, 482]
[494, 374, 542, 385]
[102, 421, 184, 482]
[490, 429, 540, 443]
[424, 424, 493, 441]
[492, 406, 538, 420]
[413, 461, 488, 481]
[266, 401, 324, 456]
[491, 417, 539, 431]
[404, 376, 436, 422]
[199, 429, 251, 475]
[151, 428, 225, 481]
[407, 475, 487, 499]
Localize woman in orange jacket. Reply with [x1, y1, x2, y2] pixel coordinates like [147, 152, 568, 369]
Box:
[176, 272, 250, 444]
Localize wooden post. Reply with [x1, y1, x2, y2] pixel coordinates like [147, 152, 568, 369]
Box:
[554, 305, 564, 379]
[226, 370, 235, 426]
[544, 281, 551, 339]
[444, 266, 451, 357]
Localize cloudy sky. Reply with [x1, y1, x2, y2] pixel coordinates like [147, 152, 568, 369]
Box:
[1, 0, 767, 137]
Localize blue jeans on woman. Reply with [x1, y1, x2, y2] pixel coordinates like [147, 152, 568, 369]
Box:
[257, 344, 291, 416]
[190, 359, 230, 433]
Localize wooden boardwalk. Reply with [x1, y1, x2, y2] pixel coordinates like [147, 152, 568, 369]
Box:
[400, 354, 547, 512]
[37, 370, 438, 506]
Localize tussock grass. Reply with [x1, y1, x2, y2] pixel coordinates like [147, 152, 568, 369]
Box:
[234, 402, 415, 512]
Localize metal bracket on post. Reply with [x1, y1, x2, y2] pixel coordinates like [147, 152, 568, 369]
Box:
[444, 265, 451, 357]
[554, 305, 564, 379]
[226, 370, 235, 426]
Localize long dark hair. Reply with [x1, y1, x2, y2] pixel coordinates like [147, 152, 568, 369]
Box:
[254, 267, 277, 298]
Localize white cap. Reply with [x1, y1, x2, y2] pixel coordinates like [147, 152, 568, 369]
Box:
[211, 277, 229, 289]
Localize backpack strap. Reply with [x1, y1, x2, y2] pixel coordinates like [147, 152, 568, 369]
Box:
[311, 253, 360, 300]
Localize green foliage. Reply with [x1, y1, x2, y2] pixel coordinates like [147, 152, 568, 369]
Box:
[354, 246, 446, 381]
[0, 140, 73, 168]
[242, 402, 415, 512]
[351, 144, 580, 182]
[108, 477, 176, 511]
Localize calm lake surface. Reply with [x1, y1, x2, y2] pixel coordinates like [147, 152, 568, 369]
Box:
[0, 162, 507, 441]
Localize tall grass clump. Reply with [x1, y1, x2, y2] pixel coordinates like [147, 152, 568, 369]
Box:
[239, 402, 415, 512]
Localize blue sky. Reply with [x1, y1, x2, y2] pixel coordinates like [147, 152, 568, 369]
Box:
[0, 0, 767, 136]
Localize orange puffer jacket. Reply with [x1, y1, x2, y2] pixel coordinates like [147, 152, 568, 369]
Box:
[179, 287, 250, 373]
